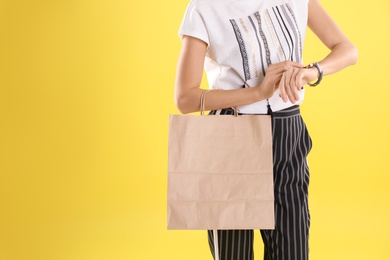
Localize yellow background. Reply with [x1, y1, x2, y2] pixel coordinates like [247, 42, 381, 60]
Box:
[0, 0, 388, 259]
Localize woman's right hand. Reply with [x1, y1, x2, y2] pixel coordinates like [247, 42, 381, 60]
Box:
[258, 61, 304, 100]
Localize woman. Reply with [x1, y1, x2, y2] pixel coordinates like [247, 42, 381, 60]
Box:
[174, 0, 357, 259]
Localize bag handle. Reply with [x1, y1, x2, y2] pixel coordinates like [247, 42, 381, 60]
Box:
[200, 90, 211, 116]
[200, 90, 238, 117]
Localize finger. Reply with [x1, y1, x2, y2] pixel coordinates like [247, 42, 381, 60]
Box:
[291, 86, 300, 102]
[284, 74, 293, 102]
[267, 64, 285, 75]
[291, 68, 302, 94]
[279, 73, 288, 102]
[282, 60, 305, 69]
[284, 67, 299, 95]
[290, 68, 300, 103]
[284, 69, 295, 103]
[285, 82, 295, 103]
[267, 61, 302, 74]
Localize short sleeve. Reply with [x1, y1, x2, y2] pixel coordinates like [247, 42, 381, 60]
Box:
[178, 1, 210, 46]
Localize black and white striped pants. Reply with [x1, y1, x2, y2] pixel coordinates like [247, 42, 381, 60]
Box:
[207, 105, 312, 260]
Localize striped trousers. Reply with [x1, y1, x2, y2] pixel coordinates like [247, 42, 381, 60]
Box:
[208, 105, 312, 260]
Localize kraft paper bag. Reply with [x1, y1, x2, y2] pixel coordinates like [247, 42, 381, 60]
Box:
[167, 104, 275, 230]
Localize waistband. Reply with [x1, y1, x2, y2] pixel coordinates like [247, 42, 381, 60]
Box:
[271, 105, 300, 118]
[209, 105, 300, 118]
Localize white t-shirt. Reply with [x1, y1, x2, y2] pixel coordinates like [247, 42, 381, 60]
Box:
[179, 0, 309, 113]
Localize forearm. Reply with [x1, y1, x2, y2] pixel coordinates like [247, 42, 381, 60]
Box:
[307, 0, 358, 77]
[175, 86, 262, 114]
[318, 42, 358, 76]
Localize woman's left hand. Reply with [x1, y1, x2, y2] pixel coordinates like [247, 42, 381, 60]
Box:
[278, 66, 318, 103]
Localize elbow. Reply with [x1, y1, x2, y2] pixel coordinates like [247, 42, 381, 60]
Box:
[332, 41, 358, 67]
[339, 41, 358, 66]
[174, 93, 195, 114]
[349, 43, 358, 65]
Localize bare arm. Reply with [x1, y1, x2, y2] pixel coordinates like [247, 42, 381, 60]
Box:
[308, 0, 358, 75]
[279, 0, 358, 103]
[174, 36, 300, 114]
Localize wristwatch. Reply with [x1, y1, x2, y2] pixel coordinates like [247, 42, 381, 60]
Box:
[306, 62, 323, 87]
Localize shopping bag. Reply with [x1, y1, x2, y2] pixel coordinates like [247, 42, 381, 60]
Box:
[167, 91, 274, 230]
